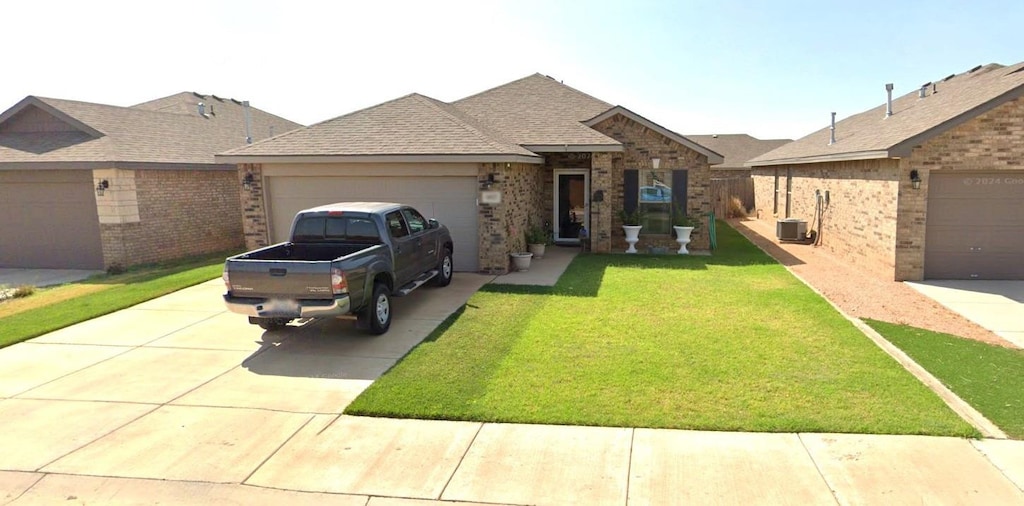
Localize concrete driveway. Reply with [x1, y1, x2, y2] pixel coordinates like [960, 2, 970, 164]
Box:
[2, 272, 1024, 504]
[907, 280, 1024, 348]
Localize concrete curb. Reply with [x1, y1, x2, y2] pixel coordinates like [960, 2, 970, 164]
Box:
[735, 226, 1008, 439]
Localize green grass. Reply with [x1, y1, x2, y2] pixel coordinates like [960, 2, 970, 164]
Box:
[346, 224, 976, 436]
[0, 253, 230, 348]
[865, 319, 1024, 439]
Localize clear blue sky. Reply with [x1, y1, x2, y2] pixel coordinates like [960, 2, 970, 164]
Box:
[2, 0, 1020, 139]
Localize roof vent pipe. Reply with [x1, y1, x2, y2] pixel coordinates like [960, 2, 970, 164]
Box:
[829, 112, 837, 145]
[242, 100, 253, 144]
[885, 83, 894, 117]
[932, 82, 937, 94]
[197, 102, 206, 117]
[919, 82, 931, 99]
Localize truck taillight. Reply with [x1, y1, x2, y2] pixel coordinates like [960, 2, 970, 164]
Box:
[331, 267, 348, 295]
[222, 269, 230, 291]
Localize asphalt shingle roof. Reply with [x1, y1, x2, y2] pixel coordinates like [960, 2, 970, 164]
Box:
[749, 62, 1024, 165]
[223, 93, 538, 157]
[454, 73, 621, 148]
[686, 134, 791, 169]
[0, 93, 301, 165]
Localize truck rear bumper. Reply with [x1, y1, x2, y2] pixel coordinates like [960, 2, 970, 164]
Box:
[223, 294, 351, 319]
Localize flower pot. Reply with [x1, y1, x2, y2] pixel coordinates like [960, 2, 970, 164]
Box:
[673, 226, 694, 254]
[528, 243, 546, 259]
[510, 252, 533, 271]
[622, 225, 642, 254]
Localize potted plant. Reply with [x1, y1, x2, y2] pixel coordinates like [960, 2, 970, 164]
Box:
[672, 207, 701, 255]
[525, 224, 548, 259]
[510, 251, 534, 271]
[619, 208, 647, 254]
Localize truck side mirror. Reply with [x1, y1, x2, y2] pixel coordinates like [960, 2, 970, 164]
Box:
[428, 218, 439, 229]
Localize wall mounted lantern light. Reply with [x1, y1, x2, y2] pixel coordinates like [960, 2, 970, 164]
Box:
[651, 157, 661, 170]
[909, 169, 921, 190]
[95, 179, 109, 197]
[483, 173, 496, 189]
[243, 172, 255, 191]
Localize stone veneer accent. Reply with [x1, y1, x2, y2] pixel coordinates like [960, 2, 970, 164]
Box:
[99, 168, 243, 268]
[590, 114, 712, 252]
[752, 96, 1024, 281]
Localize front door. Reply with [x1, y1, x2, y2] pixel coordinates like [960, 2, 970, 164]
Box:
[553, 170, 589, 244]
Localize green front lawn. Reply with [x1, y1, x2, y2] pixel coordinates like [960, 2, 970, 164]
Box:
[0, 253, 231, 348]
[865, 319, 1024, 439]
[346, 224, 976, 436]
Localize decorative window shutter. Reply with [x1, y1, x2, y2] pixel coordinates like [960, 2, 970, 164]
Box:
[623, 169, 639, 214]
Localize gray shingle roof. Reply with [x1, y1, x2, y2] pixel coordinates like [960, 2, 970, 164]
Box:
[222, 93, 539, 158]
[0, 94, 301, 165]
[686, 134, 791, 169]
[749, 62, 1024, 166]
[454, 73, 621, 149]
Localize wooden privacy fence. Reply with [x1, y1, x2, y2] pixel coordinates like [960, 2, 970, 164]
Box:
[710, 177, 754, 218]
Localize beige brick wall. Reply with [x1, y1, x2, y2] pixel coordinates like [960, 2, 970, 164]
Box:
[238, 163, 270, 250]
[896, 96, 1024, 280]
[100, 168, 244, 268]
[477, 162, 545, 274]
[752, 160, 900, 275]
[591, 114, 712, 252]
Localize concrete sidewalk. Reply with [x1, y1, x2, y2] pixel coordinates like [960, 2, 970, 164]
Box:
[2, 274, 1023, 504]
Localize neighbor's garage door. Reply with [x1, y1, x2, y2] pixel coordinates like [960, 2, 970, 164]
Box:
[925, 171, 1024, 279]
[0, 170, 103, 269]
[266, 176, 479, 271]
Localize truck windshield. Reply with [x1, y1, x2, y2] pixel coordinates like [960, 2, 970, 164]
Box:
[292, 216, 380, 243]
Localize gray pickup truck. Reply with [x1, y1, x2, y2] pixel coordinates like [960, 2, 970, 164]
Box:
[222, 202, 454, 334]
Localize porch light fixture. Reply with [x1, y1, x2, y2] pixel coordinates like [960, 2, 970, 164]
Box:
[651, 157, 661, 170]
[483, 173, 496, 189]
[95, 179, 109, 197]
[909, 169, 921, 190]
[243, 172, 255, 191]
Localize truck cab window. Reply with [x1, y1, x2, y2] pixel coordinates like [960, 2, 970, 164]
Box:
[401, 208, 427, 234]
[386, 211, 409, 238]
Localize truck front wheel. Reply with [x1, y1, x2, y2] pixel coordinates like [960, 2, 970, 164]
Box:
[433, 247, 453, 287]
[366, 283, 392, 334]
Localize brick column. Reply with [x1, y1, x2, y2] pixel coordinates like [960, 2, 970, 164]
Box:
[239, 163, 269, 250]
[591, 152, 613, 253]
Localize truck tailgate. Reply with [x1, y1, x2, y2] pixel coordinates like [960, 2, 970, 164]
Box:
[226, 260, 334, 299]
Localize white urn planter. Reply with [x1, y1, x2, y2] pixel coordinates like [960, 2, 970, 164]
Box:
[510, 252, 534, 271]
[622, 225, 642, 253]
[673, 226, 694, 254]
[527, 243, 546, 259]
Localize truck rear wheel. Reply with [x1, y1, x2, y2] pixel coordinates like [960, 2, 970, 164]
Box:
[366, 283, 392, 334]
[432, 247, 453, 287]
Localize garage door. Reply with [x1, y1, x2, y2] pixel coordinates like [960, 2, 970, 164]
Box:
[266, 176, 479, 271]
[925, 171, 1024, 279]
[0, 170, 103, 269]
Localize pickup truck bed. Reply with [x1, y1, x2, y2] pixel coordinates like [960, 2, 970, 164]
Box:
[239, 243, 372, 262]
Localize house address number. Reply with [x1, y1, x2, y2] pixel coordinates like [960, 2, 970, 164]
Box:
[963, 177, 1024, 185]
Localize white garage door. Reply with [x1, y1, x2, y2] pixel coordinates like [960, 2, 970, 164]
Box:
[266, 176, 479, 271]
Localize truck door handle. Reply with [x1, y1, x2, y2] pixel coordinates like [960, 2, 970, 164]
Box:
[270, 268, 287, 277]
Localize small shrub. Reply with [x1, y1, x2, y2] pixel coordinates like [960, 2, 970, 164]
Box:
[107, 263, 127, 275]
[727, 196, 748, 218]
[13, 285, 35, 298]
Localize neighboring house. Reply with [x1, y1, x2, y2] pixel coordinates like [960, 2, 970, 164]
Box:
[686, 134, 791, 179]
[0, 93, 301, 270]
[748, 62, 1024, 281]
[218, 74, 724, 274]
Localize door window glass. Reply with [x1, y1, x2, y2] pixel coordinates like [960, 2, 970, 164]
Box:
[385, 211, 409, 238]
[401, 208, 427, 234]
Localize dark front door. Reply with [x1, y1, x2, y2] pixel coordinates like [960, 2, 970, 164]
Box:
[554, 171, 587, 243]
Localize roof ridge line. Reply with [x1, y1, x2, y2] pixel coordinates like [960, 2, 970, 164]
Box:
[411, 95, 526, 154]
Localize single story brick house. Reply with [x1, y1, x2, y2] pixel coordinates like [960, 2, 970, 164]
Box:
[0, 93, 300, 270]
[218, 74, 724, 273]
[748, 62, 1024, 281]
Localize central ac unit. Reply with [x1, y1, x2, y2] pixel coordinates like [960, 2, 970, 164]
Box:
[776, 219, 807, 241]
